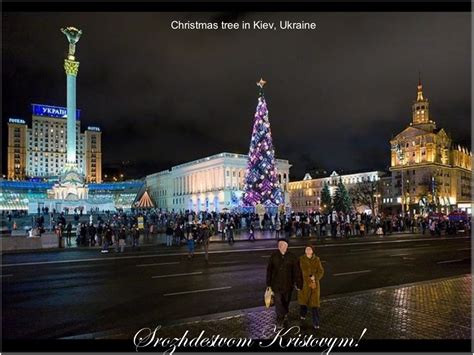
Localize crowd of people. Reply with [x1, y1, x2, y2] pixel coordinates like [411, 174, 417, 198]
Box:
[5, 207, 471, 253]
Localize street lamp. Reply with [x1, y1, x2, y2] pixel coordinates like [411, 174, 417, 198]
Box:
[373, 193, 381, 215]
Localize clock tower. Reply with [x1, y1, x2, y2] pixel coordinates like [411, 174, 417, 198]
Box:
[388, 75, 472, 216]
[411, 74, 435, 132]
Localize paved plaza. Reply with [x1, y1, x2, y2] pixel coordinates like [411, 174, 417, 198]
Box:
[138, 275, 472, 340]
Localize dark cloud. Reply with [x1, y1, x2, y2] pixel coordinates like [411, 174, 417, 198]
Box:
[2, 12, 471, 180]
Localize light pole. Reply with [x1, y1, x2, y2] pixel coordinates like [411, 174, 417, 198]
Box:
[373, 193, 381, 215]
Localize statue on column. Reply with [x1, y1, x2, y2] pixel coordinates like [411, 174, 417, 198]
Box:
[61, 27, 82, 60]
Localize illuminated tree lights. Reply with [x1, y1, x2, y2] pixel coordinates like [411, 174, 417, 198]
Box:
[242, 79, 283, 207]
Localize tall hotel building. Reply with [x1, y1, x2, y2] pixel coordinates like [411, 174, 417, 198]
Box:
[7, 104, 102, 183]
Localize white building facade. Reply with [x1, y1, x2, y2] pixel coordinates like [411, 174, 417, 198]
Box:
[146, 152, 291, 212]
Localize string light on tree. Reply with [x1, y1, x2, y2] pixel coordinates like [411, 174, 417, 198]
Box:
[242, 78, 283, 207]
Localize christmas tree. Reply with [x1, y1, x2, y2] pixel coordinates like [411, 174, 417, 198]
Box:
[242, 78, 283, 207]
[320, 182, 333, 213]
[333, 179, 352, 213]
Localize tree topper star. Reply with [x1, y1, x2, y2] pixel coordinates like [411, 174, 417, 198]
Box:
[257, 78, 267, 88]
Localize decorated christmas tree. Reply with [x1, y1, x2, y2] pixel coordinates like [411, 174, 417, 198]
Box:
[242, 78, 283, 207]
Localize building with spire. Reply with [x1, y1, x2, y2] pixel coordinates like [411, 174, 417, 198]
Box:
[387, 76, 472, 215]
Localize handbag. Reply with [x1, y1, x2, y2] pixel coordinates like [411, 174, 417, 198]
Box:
[264, 287, 274, 308]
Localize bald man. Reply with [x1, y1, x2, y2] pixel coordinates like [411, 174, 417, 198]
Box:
[266, 238, 302, 328]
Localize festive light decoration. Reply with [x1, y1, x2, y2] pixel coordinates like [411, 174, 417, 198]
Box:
[242, 79, 283, 207]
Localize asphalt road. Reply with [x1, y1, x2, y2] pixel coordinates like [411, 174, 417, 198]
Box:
[2, 234, 471, 339]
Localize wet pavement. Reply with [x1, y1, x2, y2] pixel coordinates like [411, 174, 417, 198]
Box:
[2, 234, 470, 340]
[143, 274, 472, 340]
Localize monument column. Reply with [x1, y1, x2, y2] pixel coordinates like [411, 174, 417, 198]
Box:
[64, 60, 79, 164]
[61, 27, 82, 168]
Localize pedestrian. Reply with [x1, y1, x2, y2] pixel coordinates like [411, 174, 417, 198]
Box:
[113, 227, 120, 252]
[80, 223, 87, 246]
[66, 222, 72, 246]
[275, 218, 281, 239]
[222, 222, 227, 242]
[376, 224, 383, 236]
[227, 221, 235, 245]
[76, 223, 81, 245]
[102, 225, 112, 253]
[118, 226, 127, 253]
[320, 223, 326, 237]
[344, 222, 351, 238]
[89, 223, 97, 247]
[429, 221, 436, 236]
[97, 223, 103, 246]
[187, 232, 195, 260]
[297, 245, 324, 330]
[173, 224, 181, 246]
[165, 223, 174, 247]
[248, 222, 255, 241]
[56, 223, 63, 248]
[132, 224, 140, 249]
[202, 224, 211, 263]
[266, 238, 301, 329]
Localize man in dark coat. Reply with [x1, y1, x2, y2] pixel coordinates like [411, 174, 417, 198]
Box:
[88, 223, 97, 247]
[266, 238, 302, 328]
[66, 222, 73, 246]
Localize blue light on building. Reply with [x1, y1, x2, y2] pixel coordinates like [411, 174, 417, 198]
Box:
[31, 103, 81, 120]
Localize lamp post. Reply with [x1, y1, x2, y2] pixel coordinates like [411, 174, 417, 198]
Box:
[373, 193, 381, 215]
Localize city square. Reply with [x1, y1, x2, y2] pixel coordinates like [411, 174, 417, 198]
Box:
[1, 10, 472, 353]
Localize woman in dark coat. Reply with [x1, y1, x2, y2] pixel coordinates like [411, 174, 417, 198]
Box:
[297, 245, 324, 329]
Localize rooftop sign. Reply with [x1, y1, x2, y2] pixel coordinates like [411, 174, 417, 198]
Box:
[32, 104, 81, 120]
[8, 118, 26, 124]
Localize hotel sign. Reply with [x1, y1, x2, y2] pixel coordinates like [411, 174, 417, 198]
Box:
[32, 104, 81, 120]
[8, 118, 26, 124]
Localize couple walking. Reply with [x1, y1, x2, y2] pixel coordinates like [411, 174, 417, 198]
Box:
[266, 238, 324, 329]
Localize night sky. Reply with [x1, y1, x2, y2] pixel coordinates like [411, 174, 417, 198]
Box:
[2, 12, 471, 180]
